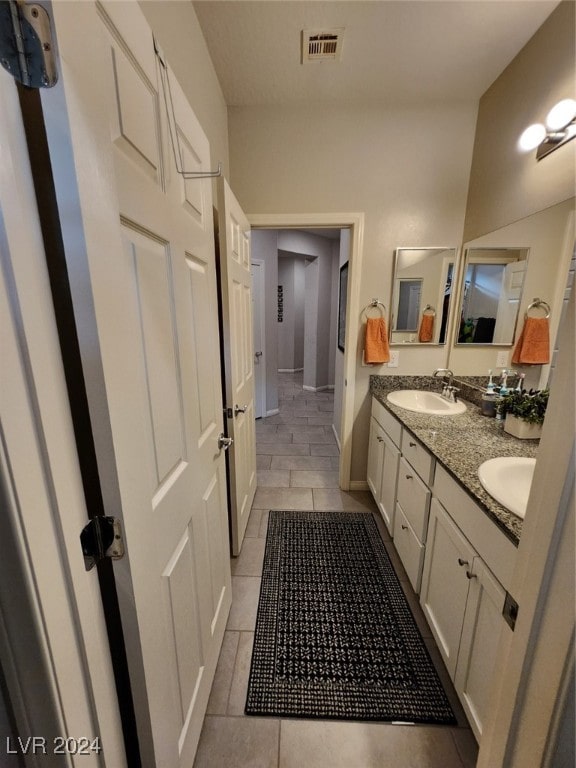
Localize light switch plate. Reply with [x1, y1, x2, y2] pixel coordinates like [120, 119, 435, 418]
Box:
[388, 350, 400, 368]
[496, 351, 509, 368]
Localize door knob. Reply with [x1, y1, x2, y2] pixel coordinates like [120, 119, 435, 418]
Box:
[234, 404, 248, 415]
[218, 434, 233, 451]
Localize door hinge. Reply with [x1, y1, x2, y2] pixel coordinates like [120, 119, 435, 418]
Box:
[503, 591, 519, 631]
[0, 1, 58, 88]
[80, 516, 125, 572]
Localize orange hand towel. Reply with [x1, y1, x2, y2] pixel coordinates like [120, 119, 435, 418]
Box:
[511, 317, 550, 364]
[364, 317, 390, 364]
[418, 313, 434, 343]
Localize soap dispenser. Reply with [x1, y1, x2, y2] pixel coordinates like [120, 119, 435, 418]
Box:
[481, 369, 498, 416]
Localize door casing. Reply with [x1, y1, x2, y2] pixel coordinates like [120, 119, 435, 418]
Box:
[248, 212, 364, 492]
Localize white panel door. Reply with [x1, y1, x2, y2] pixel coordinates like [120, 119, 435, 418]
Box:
[46, 3, 231, 766]
[218, 179, 257, 555]
[0, 71, 125, 767]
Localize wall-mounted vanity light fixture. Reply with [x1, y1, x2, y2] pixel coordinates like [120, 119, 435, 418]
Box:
[518, 98, 576, 160]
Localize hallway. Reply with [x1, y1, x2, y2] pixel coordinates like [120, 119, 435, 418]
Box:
[193, 373, 478, 768]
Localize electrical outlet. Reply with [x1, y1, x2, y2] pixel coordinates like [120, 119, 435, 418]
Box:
[496, 351, 509, 368]
[388, 350, 400, 368]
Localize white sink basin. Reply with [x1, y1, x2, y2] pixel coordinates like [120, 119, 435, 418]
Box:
[386, 389, 467, 415]
[478, 457, 536, 518]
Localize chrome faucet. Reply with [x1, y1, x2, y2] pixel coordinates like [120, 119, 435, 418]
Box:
[432, 368, 459, 402]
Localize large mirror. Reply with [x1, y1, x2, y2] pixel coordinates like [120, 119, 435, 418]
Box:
[455, 248, 529, 345]
[390, 248, 457, 345]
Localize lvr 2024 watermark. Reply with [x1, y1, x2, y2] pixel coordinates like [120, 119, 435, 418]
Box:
[6, 736, 102, 755]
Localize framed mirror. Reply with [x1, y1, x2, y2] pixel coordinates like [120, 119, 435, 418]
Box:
[390, 248, 457, 345]
[455, 247, 529, 345]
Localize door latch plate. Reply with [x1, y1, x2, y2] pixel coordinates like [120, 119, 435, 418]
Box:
[80, 516, 125, 572]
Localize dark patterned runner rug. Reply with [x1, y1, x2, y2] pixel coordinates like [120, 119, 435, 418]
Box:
[245, 510, 456, 724]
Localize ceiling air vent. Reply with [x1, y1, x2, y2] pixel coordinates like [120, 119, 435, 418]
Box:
[302, 29, 344, 64]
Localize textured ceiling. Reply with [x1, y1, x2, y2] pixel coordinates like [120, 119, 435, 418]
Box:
[193, 0, 559, 106]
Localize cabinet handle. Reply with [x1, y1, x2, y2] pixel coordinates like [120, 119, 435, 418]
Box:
[401, 524, 408, 531]
[457, 558, 469, 567]
[405, 474, 413, 480]
[466, 570, 477, 580]
[409, 441, 417, 447]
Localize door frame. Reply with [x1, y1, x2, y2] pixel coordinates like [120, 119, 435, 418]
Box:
[251, 258, 266, 419]
[247, 212, 364, 491]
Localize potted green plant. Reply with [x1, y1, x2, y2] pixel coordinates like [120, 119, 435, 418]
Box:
[497, 389, 549, 439]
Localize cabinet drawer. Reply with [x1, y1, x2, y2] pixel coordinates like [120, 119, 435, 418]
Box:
[401, 430, 434, 484]
[393, 503, 425, 594]
[371, 397, 402, 448]
[397, 457, 430, 542]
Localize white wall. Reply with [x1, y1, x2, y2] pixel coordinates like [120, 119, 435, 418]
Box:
[277, 257, 296, 371]
[229, 103, 477, 480]
[277, 255, 309, 372]
[464, 1, 575, 240]
[294, 260, 305, 370]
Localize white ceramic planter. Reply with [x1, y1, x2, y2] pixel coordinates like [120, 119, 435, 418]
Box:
[504, 414, 543, 440]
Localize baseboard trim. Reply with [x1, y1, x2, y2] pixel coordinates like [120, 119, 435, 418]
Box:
[278, 368, 304, 373]
[349, 480, 370, 492]
[302, 384, 335, 392]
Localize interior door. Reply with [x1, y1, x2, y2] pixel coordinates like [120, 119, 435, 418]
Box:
[46, 3, 231, 766]
[494, 260, 526, 343]
[0, 68, 125, 766]
[218, 179, 257, 555]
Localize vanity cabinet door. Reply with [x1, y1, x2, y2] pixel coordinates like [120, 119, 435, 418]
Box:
[420, 499, 476, 679]
[367, 417, 385, 502]
[379, 432, 400, 535]
[455, 556, 508, 741]
[367, 416, 399, 535]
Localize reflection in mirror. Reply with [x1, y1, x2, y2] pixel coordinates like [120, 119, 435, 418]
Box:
[391, 248, 456, 345]
[456, 248, 529, 344]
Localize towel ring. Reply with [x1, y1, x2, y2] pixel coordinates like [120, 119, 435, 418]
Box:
[525, 298, 550, 319]
[362, 299, 386, 317]
[423, 305, 436, 316]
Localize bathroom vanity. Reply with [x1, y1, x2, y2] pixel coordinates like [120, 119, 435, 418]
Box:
[367, 375, 539, 740]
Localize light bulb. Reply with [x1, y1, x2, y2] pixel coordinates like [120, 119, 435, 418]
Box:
[546, 99, 576, 131]
[518, 123, 547, 152]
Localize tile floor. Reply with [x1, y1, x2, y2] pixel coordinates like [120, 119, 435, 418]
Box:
[193, 373, 479, 768]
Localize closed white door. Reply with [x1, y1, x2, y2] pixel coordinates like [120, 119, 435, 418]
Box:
[0, 70, 125, 766]
[218, 179, 257, 555]
[494, 260, 526, 343]
[46, 3, 231, 766]
[252, 260, 266, 419]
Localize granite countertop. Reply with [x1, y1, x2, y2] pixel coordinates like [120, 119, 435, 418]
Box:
[369, 375, 540, 546]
